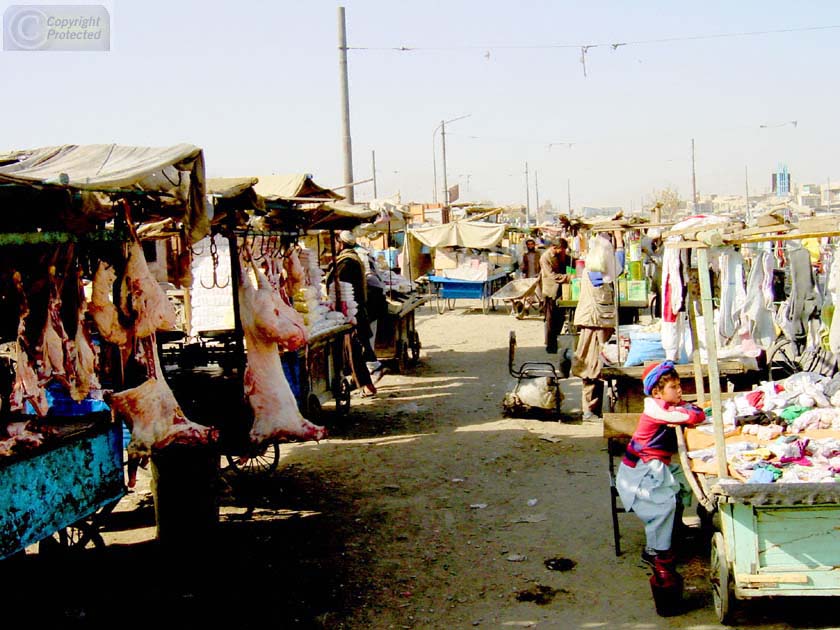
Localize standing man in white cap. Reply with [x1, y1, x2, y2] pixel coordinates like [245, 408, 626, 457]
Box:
[327, 230, 378, 396]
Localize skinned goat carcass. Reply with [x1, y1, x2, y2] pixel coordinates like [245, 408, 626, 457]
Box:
[283, 248, 305, 296]
[120, 241, 177, 338]
[37, 268, 70, 381]
[69, 270, 101, 402]
[243, 260, 307, 351]
[11, 319, 49, 417]
[239, 262, 325, 444]
[109, 377, 216, 461]
[88, 261, 129, 346]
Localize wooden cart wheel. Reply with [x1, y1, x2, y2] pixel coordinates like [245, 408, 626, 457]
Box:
[226, 442, 280, 476]
[409, 331, 421, 364]
[446, 298, 456, 311]
[335, 378, 352, 416]
[481, 292, 491, 314]
[396, 340, 410, 374]
[39, 521, 104, 556]
[710, 531, 735, 624]
[513, 301, 527, 319]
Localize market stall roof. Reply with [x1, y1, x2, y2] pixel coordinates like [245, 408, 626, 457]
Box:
[304, 200, 379, 230]
[410, 220, 506, 249]
[207, 177, 259, 199]
[253, 174, 343, 202]
[0, 143, 208, 241]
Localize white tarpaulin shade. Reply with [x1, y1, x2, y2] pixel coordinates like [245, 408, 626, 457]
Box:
[253, 174, 342, 201]
[0, 143, 208, 241]
[410, 220, 506, 249]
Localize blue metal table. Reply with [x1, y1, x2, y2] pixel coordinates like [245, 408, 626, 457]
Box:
[427, 272, 511, 314]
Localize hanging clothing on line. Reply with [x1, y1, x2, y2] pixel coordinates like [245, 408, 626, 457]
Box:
[743, 250, 776, 351]
[717, 247, 747, 343]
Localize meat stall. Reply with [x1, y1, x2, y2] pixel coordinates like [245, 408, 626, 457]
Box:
[0, 143, 217, 557]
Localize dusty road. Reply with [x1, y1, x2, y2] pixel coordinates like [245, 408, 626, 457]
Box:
[5, 300, 839, 629]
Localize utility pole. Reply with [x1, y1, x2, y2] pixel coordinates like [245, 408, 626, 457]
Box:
[828, 177, 832, 213]
[371, 150, 377, 199]
[567, 178, 571, 216]
[524, 161, 530, 226]
[535, 171, 540, 226]
[744, 166, 750, 222]
[691, 138, 698, 212]
[432, 137, 437, 204]
[441, 119, 449, 209]
[337, 7, 354, 204]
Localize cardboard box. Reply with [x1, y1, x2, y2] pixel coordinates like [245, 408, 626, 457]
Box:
[627, 280, 648, 302]
[433, 248, 458, 270]
[561, 283, 572, 300]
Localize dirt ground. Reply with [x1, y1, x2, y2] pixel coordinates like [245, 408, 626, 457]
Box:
[4, 300, 840, 629]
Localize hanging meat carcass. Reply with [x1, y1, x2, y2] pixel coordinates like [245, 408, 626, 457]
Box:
[68, 268, 101, 402]
[36, 266, 70, 381]
[283, 247, 305, 297]
[10, 272, 49, 416]
[120, 241, 177, 338]
[245, 259, 308, 352]
[239, 260, 325, 444]
[89, 260, 129, 347]
[109, 377, 216, 464]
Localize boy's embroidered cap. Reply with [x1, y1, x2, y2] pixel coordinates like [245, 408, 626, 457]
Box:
[642, 360, 676, 396]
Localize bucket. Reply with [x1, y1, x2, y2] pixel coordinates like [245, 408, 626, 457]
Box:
[649, 571, 684, 617]
[151, 444, 220, 550]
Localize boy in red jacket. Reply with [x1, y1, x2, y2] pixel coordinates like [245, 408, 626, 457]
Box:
[616, 360, 706, 580]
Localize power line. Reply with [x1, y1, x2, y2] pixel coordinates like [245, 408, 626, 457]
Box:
[346, 23, 840, 52]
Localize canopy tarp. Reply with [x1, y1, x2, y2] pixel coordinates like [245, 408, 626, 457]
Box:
[304, 200, 378, 230]
[0, 143, 208, 241]
[410, 220, 506, 249]
[253, 174, 342, 202]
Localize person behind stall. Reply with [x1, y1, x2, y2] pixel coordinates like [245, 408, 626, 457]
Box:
[362, 248, 387, 381]
[616, 360, 705, 584]
[520, 238, 540, 279]
[540, 237, 575, 353]
[571, 230, 623, 418]
[326, 230, 378, 396]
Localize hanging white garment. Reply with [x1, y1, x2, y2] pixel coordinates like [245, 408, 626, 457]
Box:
[717, 248, 747, 343]
[829, 250, 840, 354]
[742, 250, 776, 350]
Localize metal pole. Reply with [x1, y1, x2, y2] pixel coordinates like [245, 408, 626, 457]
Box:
[524, 162, 530, 226]
[567, 178, 571, 215]
[828, 177, 832, 213]
[371, 149, 378, 199]
[432, 131, 438, 204]
[441, 119, 449, 210]
[338, 6, 355, 204]
[691, 138, 698, 212]
[745, 166, 750, 222]
[535, 171, 540, 226]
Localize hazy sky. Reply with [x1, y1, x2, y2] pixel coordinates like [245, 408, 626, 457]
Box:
[2, 0, 839, 211]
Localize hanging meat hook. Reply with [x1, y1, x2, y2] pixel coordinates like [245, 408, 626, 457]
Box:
[200, 234, 229, 289]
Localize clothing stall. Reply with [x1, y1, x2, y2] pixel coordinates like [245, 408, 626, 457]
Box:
[664, 216, 840, 623]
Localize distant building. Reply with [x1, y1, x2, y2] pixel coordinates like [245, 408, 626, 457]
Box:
[772, 164, 791, 197]
[797, 184, 821, 209]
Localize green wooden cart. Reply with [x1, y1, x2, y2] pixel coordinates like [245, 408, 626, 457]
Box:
[707, 482, 840, 624]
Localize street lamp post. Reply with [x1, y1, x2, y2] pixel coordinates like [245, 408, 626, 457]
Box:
[432, 114, 471, 210]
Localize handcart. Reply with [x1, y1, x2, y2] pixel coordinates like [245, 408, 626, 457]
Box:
[490, 277, 541, 319]
[502, 330, 563, 419]
[427, 271, 511, 315]
[294, 323, 353, 422]
[374, 293, 431, 373]
[0, 418, 126, 559]
[705, 480, 840, 624]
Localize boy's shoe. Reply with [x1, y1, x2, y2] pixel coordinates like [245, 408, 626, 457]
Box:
[641, 549, 657, 568]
